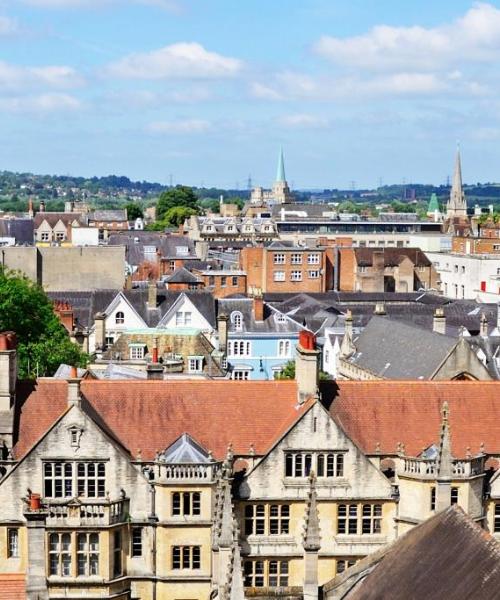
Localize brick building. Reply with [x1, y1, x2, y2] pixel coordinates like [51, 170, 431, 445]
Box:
[239, 241, 334, 294]
[338, 247, 439, 293]
[451, 235, 500, 254]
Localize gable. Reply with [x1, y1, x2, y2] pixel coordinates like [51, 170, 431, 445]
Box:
[241, 401, 393, 500]
[158, 293, 212, 330]
[103, 292, 147, 330]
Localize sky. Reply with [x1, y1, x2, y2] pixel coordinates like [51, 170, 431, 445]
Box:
[2, 1, 500, 188]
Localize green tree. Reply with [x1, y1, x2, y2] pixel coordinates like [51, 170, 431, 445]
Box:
[274, 359, 330, 381]
[157, 185, 199, 221]
[125, 202, 143, 220]
[163, 206, 197, 227]
[0, 269, 88, 378]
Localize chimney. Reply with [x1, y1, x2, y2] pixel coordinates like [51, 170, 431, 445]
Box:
[217, 314, 229, 355]
[295, 331, 320, 404]
[0, 332, 17, 413]
[374, 302, 386, 316]
[94, 312, 106, 351]
[54, 301, 74, 333]
[480, 313, 488, 337]
[28, 198, 34, 218]
[67, 367, 81, 407]
[146, 364, 164, 380]
[152, 337, 159, 364]
[148, 281, 157, 308]
[433, 308, 446, 335]
[253, 289, 264, 322]
[345, 309, 353, 338]
[39, 200, 45, 213]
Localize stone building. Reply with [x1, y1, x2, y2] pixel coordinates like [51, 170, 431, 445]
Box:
[249, 148, 292, 206]
[2, 331, 500, 598]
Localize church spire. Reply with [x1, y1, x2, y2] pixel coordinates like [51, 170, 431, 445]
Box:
[447, 145, 467, 218]
[276, 146, 286, 183]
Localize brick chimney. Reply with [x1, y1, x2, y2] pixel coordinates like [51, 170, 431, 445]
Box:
[295, 331, 320, 404]
[94, 312, 106, 351]
[67, 366, 81, 407]
[28, 198, 34, 218]
[252, 289, 264, 322]
[0, 332, 17, 413]
[53, 301, 74, 333]
[148, 281, 157, 309]
[433, 308, 446, 335]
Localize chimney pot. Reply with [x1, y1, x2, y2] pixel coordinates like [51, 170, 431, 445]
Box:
[433, 308, 446, 334]
[374, 302, 386, 315]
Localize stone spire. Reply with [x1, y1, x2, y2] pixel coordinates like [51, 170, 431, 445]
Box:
[303, 472, 321, 551]
[276, 146, 286, 183]
[436, 401, 453, 511]
[447, 146, 467, 218]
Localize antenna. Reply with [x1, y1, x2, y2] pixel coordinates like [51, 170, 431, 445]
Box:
[247, 174, 252, 190]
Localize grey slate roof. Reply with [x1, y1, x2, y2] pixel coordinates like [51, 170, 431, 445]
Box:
[345, 315, 458, 379]
[218, 297, 303, 334]
[160, 433, 211, 463]
[88, 209, 127, 222]
[0, 217, 34, 243]
[166, 267, 201, 284]
[107, 232, 196, 267]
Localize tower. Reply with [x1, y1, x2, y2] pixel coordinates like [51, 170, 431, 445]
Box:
[446, 146, 467, 218]
[272, 146, 292, 204]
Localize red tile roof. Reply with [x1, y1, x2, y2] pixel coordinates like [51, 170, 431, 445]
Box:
[0, 574, 25, 600]
[14, 379, 310, 461]
[326, 380, 500, 458]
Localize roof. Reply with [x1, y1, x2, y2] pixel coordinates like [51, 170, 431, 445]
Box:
[107, 232, 197, 266]
[0, 217, 34, 243]
[324, 506, 500, 600]
[325, 380, 500, 457]
[166, 267, 201, 284]
[352, 247, 432, 267]
[33, 212, 83, 228]
[0, 574, 25, 600]
[218, 297, 303, 334]
[160, 433, 212, 463]
[344, 316, 458, 379]
[88, 209, 127, 222]
[14, 379, 310, 461]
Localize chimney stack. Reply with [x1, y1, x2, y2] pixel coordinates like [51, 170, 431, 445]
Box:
[152, 337, 159, 364]
[28, 198, 34, 218]
[217, 314, 229, 355]
[148, 281, 157, 309]
[39, 200, 45, 213]
[480, 313, 488, 337]
[252, 288, 264, 322]
[374, 302, 386, 316]
[67, 367, 81, 407]
[433, 308, 446, 335]
[295, 331, 320, 404]
[0, 332, 17, 413]
[146, 363, 164, 380]
[94, 312, 106, 352]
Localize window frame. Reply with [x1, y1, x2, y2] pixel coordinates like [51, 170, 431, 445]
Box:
[7, 528, 19, 558]
[115, 311, 125, 325]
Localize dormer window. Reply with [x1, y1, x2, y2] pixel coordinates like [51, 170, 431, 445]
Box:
[115, 311, 125, 325]
[231, 311, 243, 331]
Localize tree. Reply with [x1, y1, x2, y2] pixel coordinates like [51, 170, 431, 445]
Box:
[125, 202, 143, 220]
[163, 206, 197, 227]
[156, 185, 199, 221]
[0, 269, 88, 378]
[274, 359, 331, 381]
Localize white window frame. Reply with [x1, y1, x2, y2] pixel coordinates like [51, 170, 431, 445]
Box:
[175, 311, 192, 326]
[115, 311, 125, 325]
[231, 311, 243, 331]
[273, 271, 285, 282]
[232, 369, 250, 380]
[129, 345, 145, 360]
[40, 232, 50, 242]
[291, 253, 302, 265]
[228, 340, 251, 357]
[307, 253, 320, 265]
[77, 532, 99, 576]
[278, 340, 291, 357]
[291, 271, 302, 281]
[273, 253, 285, 264]
[188, 357, 203, 373]
[308, 270, 320, 279]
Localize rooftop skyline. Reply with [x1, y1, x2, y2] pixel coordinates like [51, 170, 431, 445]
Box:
[3, 1, 500, 188]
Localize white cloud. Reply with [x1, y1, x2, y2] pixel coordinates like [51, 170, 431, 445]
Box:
[0, 61, 83, 91]
[0, 93, 82, 113]
[314, 2, 500, 72]
[278, 113, 330, 129]
[146, 118, 212, 134]
[106, 42, 242, 80]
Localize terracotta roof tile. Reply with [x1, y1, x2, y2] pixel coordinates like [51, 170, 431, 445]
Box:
[0, 574, 25, 600]
[325, 380, 500, 458]
[14, 379, 308, 461]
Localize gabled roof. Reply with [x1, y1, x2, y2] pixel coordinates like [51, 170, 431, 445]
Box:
[352, 247, 432, 267]
[344, 315, 458, 379]
[325, 380, 500, 457]
[160, 433, 212, 463]
[324, 506, 500, 600]
[34, 212, 84, 228]
[88, 209, 127, 222]
[166, 267, 202, 284]
[218, 297, 303, 334]
[14, 379, 309, 461]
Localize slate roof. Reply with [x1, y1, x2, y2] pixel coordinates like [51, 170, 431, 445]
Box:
[218, 297, 303, 334]
[344, 315, 458, 379]
[160, 433, 212, 463]
[107, 232, 196, 266]
[13, 380, 312, 461]
[0, 217, 34, 243]
[88, 209, 127, 222]
[324, 506, 500, 600]
[166, 267, 202, 284]
[33, 212, 84, 228]
[325, 380, 500, 457]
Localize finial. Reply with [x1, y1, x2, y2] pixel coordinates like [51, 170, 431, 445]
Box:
[375, 442, 381, 454]
[136, 448, 142, 461]
[441, 401, 449, 424]
[249, 443, 255, 456]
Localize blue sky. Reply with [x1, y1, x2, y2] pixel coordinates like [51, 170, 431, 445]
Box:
[1, 1, 500, 188]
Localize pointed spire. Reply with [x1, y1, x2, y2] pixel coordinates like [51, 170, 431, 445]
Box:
[437, 401, 452, 480]
[447, 144, 467, 217]
[276, 146, 286, 183]
[452, 144, 463, 197]
[303, 472, 321, 551]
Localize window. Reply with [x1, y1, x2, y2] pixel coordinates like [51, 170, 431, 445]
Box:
[358, 266, 367, 273]
[44, 462, 106, 499]
[494, 504, 500, 532]
[208, 275, 215, 286]
[56, 232, 65, 241]
[77, 462, 105, 498]
[40, 232, 50, 242]
[188, 357, 203, 373]
[278, 340, 291, 357]
[244, 504, 290, 536]
[129, 345, 145, 360]
[221, 276, 227, 287]
[7, 528, 19, 558]
[232, 369, 250, 380]
[244, 560, 288, 587]
[172, 492, 201, 516]
[337, 504, 382, 535]
[273, 271, 285, 282]
[451, 487, 459, 505]
[172, 546, 201, 569]
[115, 311, 125, 325]
[77, 533, 99, 576]
[231, 312, 243, 331]
[307, 253, 321, 265]
[273, 253, 285, 264]
[232, 276, 238, 286]
[105, 336, 115, 348]
[113, 531, 122, 577]
[430, 487, 436, 511]
[291, 271, 302, 281]
[175, 311, 192, 326]
[49, 533, 72, 577]
[291, 253, 302, 265]
[462, 266, 466, 274]
[228, 340, 251, 356]
[454, 265, 459, 273]
[169, 260, 175, 271]
[285, 452, 345, 478]
[337, 559, 357, 574]
[131, 528, 142, 557]
[308, 270, 320, 279]
[461, 285, 465, 299]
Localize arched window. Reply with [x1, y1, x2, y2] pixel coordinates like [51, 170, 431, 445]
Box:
[115, 311, 125, 325]
[231, 311, 243, 331]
